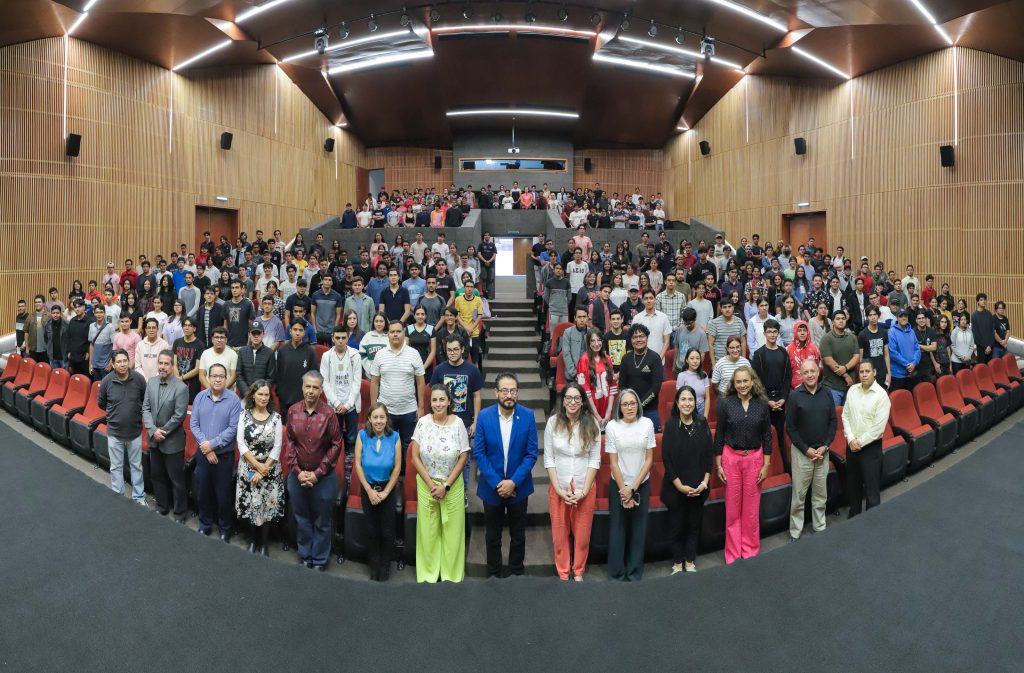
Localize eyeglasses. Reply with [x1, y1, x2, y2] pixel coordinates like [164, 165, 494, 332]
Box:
[620, 400, 638, 407]
[497, 388, 518, 396]
[563, 395, 583, 403]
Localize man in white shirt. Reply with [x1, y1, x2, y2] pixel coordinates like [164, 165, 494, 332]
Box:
[431, 234, 450, 260]
[356, 204, 373, 228]
[631, 288, 672, 359]
[686, 283, 715, 328]
[320, 323, 363, 487]
[410, 232, 428, 265]
[842, 360, 891, 517]
[369, 320, 425, 458]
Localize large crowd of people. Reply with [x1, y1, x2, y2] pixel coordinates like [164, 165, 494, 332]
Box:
[8, 181, 1017, 582]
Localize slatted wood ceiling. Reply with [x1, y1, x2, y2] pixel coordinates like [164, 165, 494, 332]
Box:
[0, 37, 363, 324]
[663, 47, 1024, 326]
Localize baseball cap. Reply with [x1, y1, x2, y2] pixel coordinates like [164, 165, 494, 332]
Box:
[897, 309, 908, 317]
[628, 286, 639, 293]
[250, 321, 264, 333]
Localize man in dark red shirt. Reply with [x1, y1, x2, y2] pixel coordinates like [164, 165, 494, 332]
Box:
[285, 370, 343, 571]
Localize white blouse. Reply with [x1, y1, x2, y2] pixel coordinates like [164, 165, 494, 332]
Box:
[543, 416, 601, 492]
[604, 417, 656, 487]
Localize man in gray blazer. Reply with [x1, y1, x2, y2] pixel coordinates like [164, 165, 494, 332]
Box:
[142, 350, 190, 522]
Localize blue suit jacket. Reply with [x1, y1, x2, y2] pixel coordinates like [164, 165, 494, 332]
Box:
[473, 403, 538, 506]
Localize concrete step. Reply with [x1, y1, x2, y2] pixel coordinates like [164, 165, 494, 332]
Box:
[490, 306, 535, 317]
[488, 333, 542, 344]
[487, 315, 537, 329]
[489, 325, 538, 336]
[485, 370, 542, 388]
[483, 358, 541, 374]
[483, 386, 549, 406]
[484, 346, 539, 357]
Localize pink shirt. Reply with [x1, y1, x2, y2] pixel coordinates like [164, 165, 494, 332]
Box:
[112, 331, 142, 367]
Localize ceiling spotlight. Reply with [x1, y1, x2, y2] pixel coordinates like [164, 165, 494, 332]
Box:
[368, 14, 378, 31]
[647, 20, 657, 37]
[590, 11, 601, 25]
[524, 8, 537, 23]
[430, 6, 441, 22]
[558, 6, 569, 21]
[400, 9, 410, 26]
[314, 27, 329, 55]
[462, 4, 473, 19]
[700, 35, 715, 60]
[675, 29, 684, 45]
[492, 10, 503, 22]
[619, 13, 630, 31]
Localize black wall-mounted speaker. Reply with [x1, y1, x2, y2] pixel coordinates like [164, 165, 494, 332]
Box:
[324, 138, 335, 152]
[699, 140, 711, 156]
[65, 133, 82, 157]
[939, 144, 954, 168]
[220, 132, 233, 150]
[794, 137, 807, 155]
[434, 155, 442, 170]
[584, 157, 592, 173]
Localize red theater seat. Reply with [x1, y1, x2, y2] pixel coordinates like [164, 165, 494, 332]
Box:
[314, 344, 328, 368]
[973, 363, 1010, 421]
[935, 374, 979, 443]
[48, 374, 91, 445]
[888, 389, 936, 472]
[0, 353, 23, 385]
[912, 381, 959, 457]
[554, 355, 568, 392]
[69, 382, 105, 460]
[358, 380, 370, 426]
[657, 380, 676, 428]
[15, 362, 53, 422]
[1002, 354, 1024, 385]
[663, 348, 676, 380]
[31, 367, 70, 434]
[956, 368, 996, 432]
[881, 421, 909, 486]
[989, 358, 1023, 412]
[759, 428, 793, 534]
[548, 321, 572, 369]
[2, 356, 35, 412]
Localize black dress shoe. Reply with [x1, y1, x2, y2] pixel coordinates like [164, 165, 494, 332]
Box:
[198, 527, 212, 536]
[261, 546, 269, 558]
[219, 532, 232, 543]
[314, 564, 327, 572]
[157, 509, 169, 516]
[247, 541, 258, 553]
[173, 516, 187, 525]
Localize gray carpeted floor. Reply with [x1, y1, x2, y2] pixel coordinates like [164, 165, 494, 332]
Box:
[1, 416, 1022, 673]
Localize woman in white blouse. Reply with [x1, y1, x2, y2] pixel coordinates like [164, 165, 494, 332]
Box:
[410, 384, 470, 583]
[544, 383, 601, 581]
[234, 380, 284, 557]
[604, 388, 656, 581]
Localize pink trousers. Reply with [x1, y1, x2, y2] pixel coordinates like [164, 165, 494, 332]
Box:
[722, 445, 763, 564]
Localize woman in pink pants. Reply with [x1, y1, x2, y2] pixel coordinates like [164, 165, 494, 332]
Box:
[713, 365, 773, 564]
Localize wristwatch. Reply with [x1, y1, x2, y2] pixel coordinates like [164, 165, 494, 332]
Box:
[443, 482, 451, 492]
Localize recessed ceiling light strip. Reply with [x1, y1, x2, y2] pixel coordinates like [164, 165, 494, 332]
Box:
[593, 53, 695, 78]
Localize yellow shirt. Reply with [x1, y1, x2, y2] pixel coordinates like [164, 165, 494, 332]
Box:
[454, 295, 483, 337]
[842, 381, 891, 447]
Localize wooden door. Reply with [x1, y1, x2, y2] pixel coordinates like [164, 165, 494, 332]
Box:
[512, 238, 534, 275]
[356, 167, 370, 205]
[195, 206, 238, 252]
[782, 212, 827, 252]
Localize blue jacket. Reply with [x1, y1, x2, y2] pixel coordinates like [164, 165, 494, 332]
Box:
[473, 404, 538, 506]
[888, 322, 921, 379]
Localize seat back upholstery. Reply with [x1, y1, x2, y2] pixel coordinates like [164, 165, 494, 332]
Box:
[10, 358, 36, 387]
[60, 375, 92, 411]
[1, 353, 23, 380]
[1003, 354, 1023, 379]
[989, 359, 1013, 387]
[913, 382, 947, 420]
[78, 382, 105, 420]
[548, 322, 573, 364]
[39, 368, 71, 402]
[663, 348, 676, 380]
[25, 362, 52, 394]
[937, 374, 968, 408]
[831, 406, 848, 461]
[956, 369, 986, 400]
[313, 344, 328, 368]
[889, 389, 923, 428]
[657, 380, 676, 428]
[974, 363, 1000, 393]
[358, 379, 370, 426]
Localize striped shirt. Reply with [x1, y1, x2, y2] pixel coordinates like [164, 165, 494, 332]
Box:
[369, 345, 425, 416]
[707, 316, 747, 361]
[710, 356, 751, 395]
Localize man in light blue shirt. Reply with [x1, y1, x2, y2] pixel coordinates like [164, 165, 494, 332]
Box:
[189, 363, 241, 541]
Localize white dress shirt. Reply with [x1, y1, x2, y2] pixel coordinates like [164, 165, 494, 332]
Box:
[543, 416, 601, 492]
[842, 381, 891, 447]
[498, 408, 515, 473]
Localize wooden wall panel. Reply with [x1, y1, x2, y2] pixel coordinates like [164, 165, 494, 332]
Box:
[363, 147, 453, 196]
[573, 149, 663, 202]
[0, 37, 365, 324]
[664, 47, 1024, 326]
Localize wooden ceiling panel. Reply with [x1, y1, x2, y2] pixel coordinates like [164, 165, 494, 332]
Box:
[0, 0, 79, 49]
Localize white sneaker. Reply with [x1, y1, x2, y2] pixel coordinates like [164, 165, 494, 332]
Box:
[670, 565, 683, 575]
[684, 563, 697, 573]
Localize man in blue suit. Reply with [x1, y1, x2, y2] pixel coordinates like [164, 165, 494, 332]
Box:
[474, 372, 539, 577]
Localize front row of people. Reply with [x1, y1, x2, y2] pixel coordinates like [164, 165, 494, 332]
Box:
[93, 344, 890, 581]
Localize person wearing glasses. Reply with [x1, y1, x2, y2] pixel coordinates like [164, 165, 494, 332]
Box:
[473, 373, 539, 578]
[544, 383, 601, 581]
[604, 388, 656, 581]
[190, 362, 242, 541]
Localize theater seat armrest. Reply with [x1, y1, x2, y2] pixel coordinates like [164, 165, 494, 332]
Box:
[1008, 375, 1024, 385]
[42, 396, 64, 410]
[25, 390, 45, 400]
[919, 418, 940, 431]
[11, 383, 31, 391]
[890, 425, 913, 443]
[963, 396, 983, 407]
[87, 416, 107, 431]
[994, 383, 1013, 393]
[828, 451, 845, 467]
[62, 405, 86, 418]
[979, 388, 999, 398]
[940, 405, 961, 417]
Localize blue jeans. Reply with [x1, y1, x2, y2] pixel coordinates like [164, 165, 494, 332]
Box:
[50, 358, 65, 370]
[828, 387, 847, 407]
[288, 470, 338, 567]
[108, 435, 144, 503]
[992, 346, 1007, 360]
[643, 409, 661, 433]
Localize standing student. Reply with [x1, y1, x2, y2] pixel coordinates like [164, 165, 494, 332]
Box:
[819, 310, 860, 406]
[842, 361, 891, 517]
[430, 336, 483, 497]
[190, 363, 242, 541]
[617, 324, 665, 431]
[235, 380, 284, 557]
[605, 389, 657, 581]
[64, 299, 92, 376]
[750, 319, 792, 461]
[237, 322, 276, 397]
[662, 386, 712, 573]
[273, 321, 317, 421]
[785, 360, 836, 540]
[544, 383, 601, 581]
[473, 372, 539, 578]
[88, 305, 116, 382]
[320, 323, 363, 490]
[369, 320, 426, 462]
[971, 293, 995, 363]
[411, 384, 470, 583]
[284, 371, 343, 570]
[714, 365, 772, 564]
[575, 328, 618, 427]
[172, 317, 205, 402]
[97, 349, 148, 504]
[858, 305, 891, 389]
[142, 350, 190, 522]
[950, 314, 976, 373]
[354, 403, 402, 581]
[888, 310, 921, 391]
